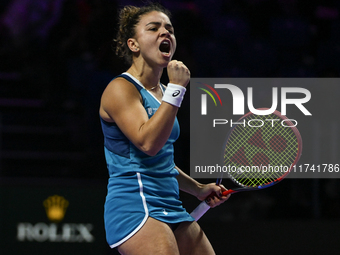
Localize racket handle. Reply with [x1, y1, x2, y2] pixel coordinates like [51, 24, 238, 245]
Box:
[222, 189, 235, 196]
[190, 201, 210, 221]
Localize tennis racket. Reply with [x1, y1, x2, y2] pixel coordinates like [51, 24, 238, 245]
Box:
[190, 109, 302, 221]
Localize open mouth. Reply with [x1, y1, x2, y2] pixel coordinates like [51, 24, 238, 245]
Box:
[159, 40, 170, 55]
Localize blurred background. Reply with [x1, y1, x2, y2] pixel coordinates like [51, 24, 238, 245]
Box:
[0, 0, 339, 254]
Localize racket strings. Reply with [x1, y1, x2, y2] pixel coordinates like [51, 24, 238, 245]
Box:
[224, 113, 299, 188]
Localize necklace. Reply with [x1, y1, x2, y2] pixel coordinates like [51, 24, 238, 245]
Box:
[147, 84, 159, 91]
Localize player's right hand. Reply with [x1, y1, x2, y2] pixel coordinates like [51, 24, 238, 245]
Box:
[167, 60, 190, 87]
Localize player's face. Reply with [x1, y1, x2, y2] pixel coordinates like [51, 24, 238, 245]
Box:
[133, 11, 176, 67]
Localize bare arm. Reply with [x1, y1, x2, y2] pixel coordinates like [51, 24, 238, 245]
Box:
[99, 61, 190, 156]
[175, 166, 231, 207]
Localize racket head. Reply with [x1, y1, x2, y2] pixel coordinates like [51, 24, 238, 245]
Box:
[222, 109, 302, 190]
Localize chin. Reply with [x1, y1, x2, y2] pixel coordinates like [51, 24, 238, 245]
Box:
[157, 59, 172, 68]
[161, 61, 171, 68]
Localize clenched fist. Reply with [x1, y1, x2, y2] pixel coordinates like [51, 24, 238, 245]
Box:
[167, 60, 190, 87]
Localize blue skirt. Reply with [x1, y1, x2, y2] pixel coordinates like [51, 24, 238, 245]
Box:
[104, 172, 194, 248]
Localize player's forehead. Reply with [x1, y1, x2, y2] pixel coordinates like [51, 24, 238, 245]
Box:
[138, 11, 172, 27]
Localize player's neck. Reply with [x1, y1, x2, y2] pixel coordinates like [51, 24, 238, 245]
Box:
[127, 63, 163, 89]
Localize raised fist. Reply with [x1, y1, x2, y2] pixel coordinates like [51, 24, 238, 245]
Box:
[167, 60, 190, 87]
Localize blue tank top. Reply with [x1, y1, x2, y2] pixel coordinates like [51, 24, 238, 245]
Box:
[100, 72, 180, 179]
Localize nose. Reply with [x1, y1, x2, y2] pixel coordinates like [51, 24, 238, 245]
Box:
[160, 27, 171, 37]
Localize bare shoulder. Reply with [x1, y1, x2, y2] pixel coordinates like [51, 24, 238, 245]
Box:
[100, 77, 142, 122]
[102, 77, 139, 99]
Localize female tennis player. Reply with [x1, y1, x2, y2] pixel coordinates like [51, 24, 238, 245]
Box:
[99, 3, 230, 254]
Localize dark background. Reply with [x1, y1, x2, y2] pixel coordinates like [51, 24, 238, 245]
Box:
[0, 0, 340, 254]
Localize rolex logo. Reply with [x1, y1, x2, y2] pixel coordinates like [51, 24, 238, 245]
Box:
[43, 195, 69, 222]
[17, 195, 94, 243]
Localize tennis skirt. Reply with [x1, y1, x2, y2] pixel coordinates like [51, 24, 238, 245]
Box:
[104, 172, 194, 248]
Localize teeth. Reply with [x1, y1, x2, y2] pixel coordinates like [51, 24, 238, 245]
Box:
[161, 41, 169, 45]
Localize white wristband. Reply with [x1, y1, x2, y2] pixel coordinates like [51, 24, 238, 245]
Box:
[162, 83, 186, 107]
